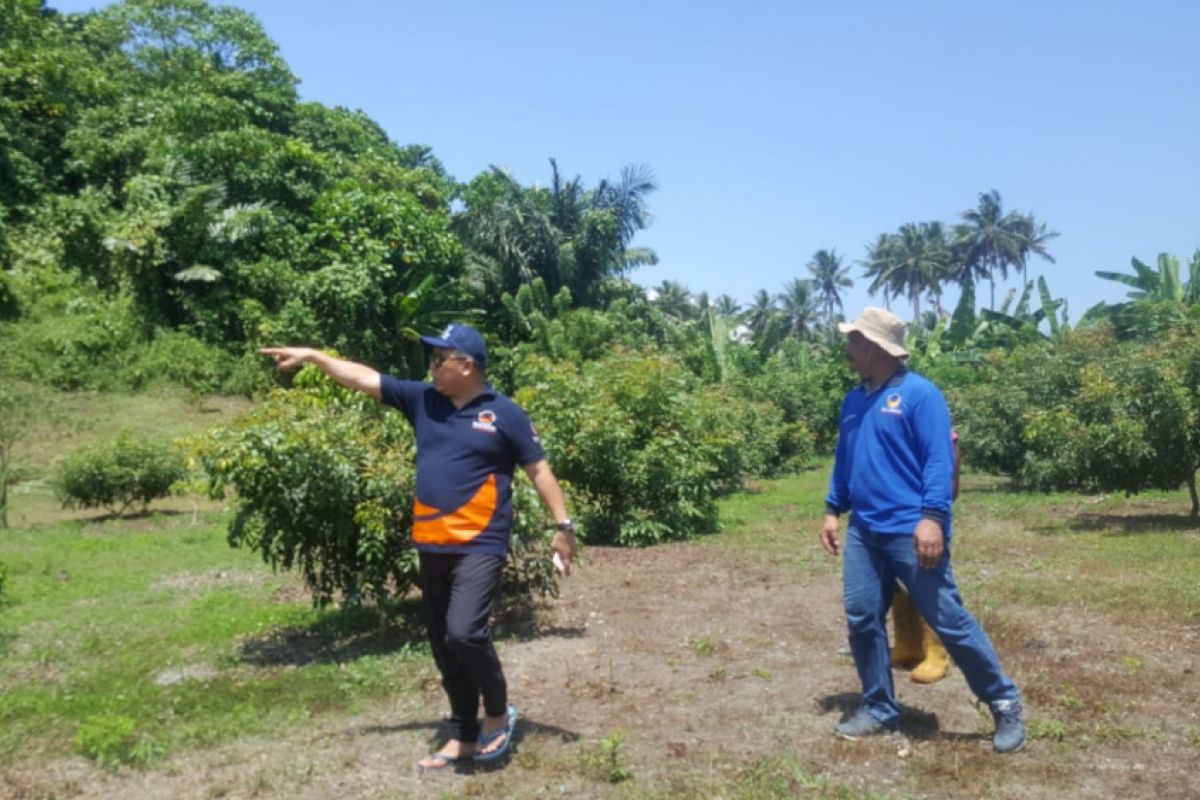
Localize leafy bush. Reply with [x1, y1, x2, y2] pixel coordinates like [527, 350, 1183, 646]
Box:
[127, 331, 239, 395]
[514, 351, 790, 546]
[949, 328, 1200, 512]
[736, 341, 854, 455]
[195, 366, 558, 608]
[54, 432, 187, 516]
[0, 293, 144, 390]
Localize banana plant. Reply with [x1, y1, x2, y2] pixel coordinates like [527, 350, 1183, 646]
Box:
[1083, 251, 1200, 338]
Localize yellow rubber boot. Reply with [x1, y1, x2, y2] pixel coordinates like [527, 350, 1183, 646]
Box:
[890, 589, 924, 669]
[910, 621, 950, 684]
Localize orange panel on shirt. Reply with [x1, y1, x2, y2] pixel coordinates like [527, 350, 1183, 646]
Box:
[412, 473, 499, 545]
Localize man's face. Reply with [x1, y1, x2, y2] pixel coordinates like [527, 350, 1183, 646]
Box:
[845, 331, 874, 379]
[429, 347, 473, 392]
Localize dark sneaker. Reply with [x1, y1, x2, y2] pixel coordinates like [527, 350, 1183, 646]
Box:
[990, 697, 1026, 753]
[836, 708, 895, 740]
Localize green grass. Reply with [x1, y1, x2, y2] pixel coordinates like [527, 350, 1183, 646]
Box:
[714, 464, 1200, 620]
[707, 468, 839, 577]
[0, 387, 430, 767]
[0, 512, 431, 766]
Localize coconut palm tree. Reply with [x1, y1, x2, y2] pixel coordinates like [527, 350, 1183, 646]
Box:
[777, 278, 819, 339]
[862, 233, 900, 310]
[652, 279, 694, 319]
[593, 162, 657, 248]
[1011, 211, 1059, 291]
[713, 294, 742, 318]
[807, 248, 852, 325]
[956, 190, 1024, 310]
[745, 288, 778, 338]
[864, 224, 953, 318]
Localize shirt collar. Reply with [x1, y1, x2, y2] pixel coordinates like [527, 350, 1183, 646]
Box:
[859, 364, 908, 395]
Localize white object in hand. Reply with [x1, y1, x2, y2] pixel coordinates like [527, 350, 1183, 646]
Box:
[552, 551, 566, 575]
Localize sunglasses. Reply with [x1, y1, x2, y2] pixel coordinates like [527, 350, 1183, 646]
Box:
[430, 352, 471, 368]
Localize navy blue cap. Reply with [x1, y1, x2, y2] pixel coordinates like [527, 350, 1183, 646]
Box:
[420, 323, 487, 369]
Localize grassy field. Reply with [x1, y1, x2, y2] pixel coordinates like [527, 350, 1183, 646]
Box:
[1, 390, 436, 768]
[2, 390, 1199, 798]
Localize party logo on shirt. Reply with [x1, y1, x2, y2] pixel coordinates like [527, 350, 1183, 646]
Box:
[881, 393, 903, 416]
[473, 409, 498, 433]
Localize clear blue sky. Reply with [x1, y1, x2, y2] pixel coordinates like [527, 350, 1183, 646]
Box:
[48, 0, 1200, 321]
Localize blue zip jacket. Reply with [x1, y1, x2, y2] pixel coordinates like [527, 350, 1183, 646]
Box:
[825, 367, 954, 536]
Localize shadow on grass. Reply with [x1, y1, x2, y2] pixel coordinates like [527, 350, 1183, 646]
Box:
[959, 480, 1026, 495]
[239, 595, 585, 667]
[80, 508, 194, 525]
[358, 715, 580, 774]
[818, 692, 982, 743]
[495, 597, 587, 641]
[239, 600, 428, 667]
[360, 716, 579, 745]
[1058, 513, 1200, 535]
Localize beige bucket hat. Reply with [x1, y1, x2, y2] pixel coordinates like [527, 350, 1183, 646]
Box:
[837, 306, 908, 358]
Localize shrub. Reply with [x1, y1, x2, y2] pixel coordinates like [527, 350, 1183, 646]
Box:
[127, 331, 238, 395]
[194, 366, 558, 608]
[0, 293, 143, 390]
[514, 350, 789, 546]
[736, 342, 854, 455]
[949, 329, 1200, 512]
[54, 432, 187, 516]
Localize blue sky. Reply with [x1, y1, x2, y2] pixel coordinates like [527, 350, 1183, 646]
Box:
[49, 0, 1200, 321]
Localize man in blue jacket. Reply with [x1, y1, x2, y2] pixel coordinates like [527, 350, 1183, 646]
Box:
[819, 307, 1025, 753]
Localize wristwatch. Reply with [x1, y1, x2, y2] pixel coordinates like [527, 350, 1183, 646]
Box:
[555, 519, 577, 534]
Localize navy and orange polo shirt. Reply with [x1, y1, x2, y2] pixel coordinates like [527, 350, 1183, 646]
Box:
[380, 376, 545, 557]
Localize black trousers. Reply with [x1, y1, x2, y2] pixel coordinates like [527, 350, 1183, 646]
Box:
[418, 551, 507, 743]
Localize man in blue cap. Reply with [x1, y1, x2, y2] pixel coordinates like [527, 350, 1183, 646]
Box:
[262, 323, 577, 769]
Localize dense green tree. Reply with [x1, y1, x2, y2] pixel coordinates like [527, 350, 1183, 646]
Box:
[454, 160, 657, 311]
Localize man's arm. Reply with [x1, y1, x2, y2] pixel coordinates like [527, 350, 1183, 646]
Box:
[913, 389, 954, 568]
[260, 347, 382, 400]
[821, 396, 851, 557]
[522, 458, 577, 574]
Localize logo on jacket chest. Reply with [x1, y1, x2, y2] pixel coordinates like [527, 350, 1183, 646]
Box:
[472, 409, 498, 433]
[880, 393, 903, 416]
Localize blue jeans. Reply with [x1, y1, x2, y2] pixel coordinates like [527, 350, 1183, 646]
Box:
[843, 521, 1018, 726]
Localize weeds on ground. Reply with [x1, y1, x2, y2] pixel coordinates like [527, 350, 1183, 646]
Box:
[580, 729, 632, 783]
[75, 713, 165, 768]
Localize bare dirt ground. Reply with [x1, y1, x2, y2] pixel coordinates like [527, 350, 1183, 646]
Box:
[3, 542, 1198, 800]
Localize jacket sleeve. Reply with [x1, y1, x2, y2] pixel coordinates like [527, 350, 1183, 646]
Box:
[912, 386, 954, 521]
[825, 394, 852, 515]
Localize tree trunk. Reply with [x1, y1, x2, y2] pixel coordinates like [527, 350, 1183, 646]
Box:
[1189, 470, 1198, 518]
[0, 451, 8, 529]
